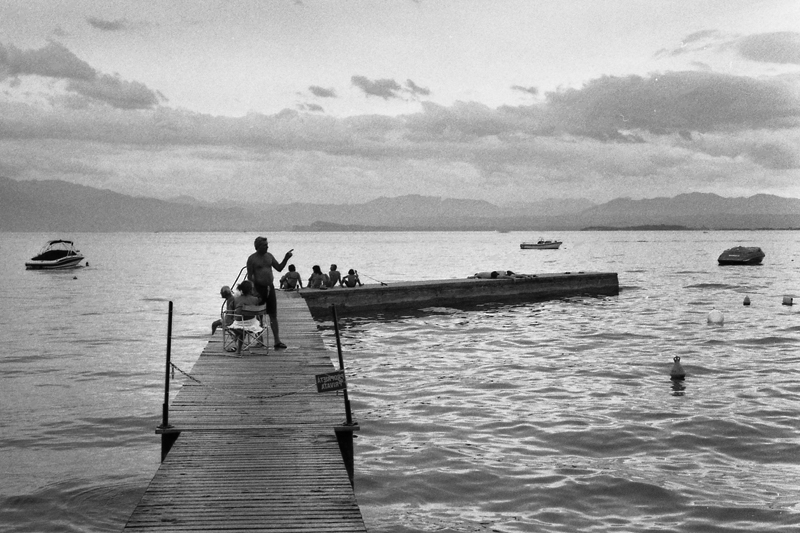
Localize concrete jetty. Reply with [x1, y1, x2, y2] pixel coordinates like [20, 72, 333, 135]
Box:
[300, 271, 619, 317]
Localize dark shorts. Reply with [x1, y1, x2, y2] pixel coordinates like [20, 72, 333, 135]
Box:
[254, 283, 277, 316]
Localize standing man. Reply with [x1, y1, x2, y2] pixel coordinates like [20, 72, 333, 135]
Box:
[247, 236, 293, 349]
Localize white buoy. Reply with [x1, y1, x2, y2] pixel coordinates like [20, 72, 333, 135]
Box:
[783, 296, 793, 306]
[707, 309, 724, 325]
[670, 356, 686, 380]
[743, 296, 750, 306]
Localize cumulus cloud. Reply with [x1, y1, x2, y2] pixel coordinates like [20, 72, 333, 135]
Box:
[661, 31, 800, 69]
[0, 41, 96, 81]
[737, 32, 800, 65]
[351, 75, 431, 100]
[298, 102, 324, 112]
[655, 30, 721, 58]
[351, 75, 403, 99]
[2, 64, 799, 203]
[66, 74, 163, 109]
[512, 85, 539, 96]
[86, 17, 130, 32]
[544, 71, 800, 136]
[0, 42, 162, 109]
[309, 85, 336, 98]
[405, 79, 430, 96]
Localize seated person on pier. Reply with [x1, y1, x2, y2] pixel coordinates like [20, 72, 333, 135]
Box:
[229, 280, 265, 354]
[327, 264, 342, 287]
[211, 285, 235, 334]
[307, 265, 329, 289]
[342, 269, 362, 287]
[279, 264, 303, 290]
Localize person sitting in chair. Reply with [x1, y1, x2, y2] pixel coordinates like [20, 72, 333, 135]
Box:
[230, 280, 263, 354]
[211, 285, 235, 335]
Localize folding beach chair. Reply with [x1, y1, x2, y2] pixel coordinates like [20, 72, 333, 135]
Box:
[219, 307, 238, 352]
[224, 303, 269, 355]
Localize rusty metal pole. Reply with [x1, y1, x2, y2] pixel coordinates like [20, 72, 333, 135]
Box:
[330, 304, 353, 425]
[158, 302, 179, 462]
[159, 301, 174, 430]
[330, 304, 358, 487]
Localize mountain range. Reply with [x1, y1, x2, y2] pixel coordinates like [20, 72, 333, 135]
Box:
[2, 176, 799, 232]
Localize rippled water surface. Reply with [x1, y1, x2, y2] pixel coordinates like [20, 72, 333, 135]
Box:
[1, 231, 799, 532]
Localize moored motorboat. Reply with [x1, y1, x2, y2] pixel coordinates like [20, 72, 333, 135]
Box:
[520, 239, 562, 250]
[25, 240, 86, 270]
[717, 246, 765, 265]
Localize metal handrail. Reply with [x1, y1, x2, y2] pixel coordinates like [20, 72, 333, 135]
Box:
[220, 266, 247, 316]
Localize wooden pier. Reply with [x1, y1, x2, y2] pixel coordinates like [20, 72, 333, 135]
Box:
[124, 291, 365, 532]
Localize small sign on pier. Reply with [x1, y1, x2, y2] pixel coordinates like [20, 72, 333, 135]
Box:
[315, 370, 347, 392]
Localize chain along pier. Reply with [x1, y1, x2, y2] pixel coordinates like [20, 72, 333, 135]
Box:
[126, 272, 619, 531]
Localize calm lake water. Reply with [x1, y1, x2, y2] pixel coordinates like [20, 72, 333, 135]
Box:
[1, 230, 799, 532]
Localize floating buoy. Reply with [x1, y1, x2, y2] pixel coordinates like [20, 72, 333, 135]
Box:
[707, 309, 724, 325]
[670, 356, 686, 380]
[783, 296, 793, 306]
[743, 296, 750, 306]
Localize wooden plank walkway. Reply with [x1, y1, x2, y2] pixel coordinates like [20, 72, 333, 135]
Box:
[125, 291, 366, 532]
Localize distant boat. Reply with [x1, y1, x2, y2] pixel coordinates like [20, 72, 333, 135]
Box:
[520, 239, 562, 250]
[25, 240, 85, 270]
[717, 246, 765, 265]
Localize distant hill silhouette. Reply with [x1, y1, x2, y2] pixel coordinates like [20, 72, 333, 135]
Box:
[576, 193, 800, 229]
[2, 176, 799, 231]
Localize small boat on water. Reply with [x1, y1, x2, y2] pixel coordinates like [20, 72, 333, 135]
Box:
[717, 246, 765, 265]
[25, 240, 86, 270]
[520, 239, 562, 250]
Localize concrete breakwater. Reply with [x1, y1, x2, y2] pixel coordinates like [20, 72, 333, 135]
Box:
[300, 271, 619, 318]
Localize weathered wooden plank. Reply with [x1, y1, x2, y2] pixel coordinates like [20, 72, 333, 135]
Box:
[125, 292, 366, 532]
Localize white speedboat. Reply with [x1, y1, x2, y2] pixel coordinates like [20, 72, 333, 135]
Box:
[520, 239, 562, 250]
[25, 240, 86, 270]
[717, 246, 764, 265]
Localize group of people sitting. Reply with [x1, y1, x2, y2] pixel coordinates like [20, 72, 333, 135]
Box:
[279, 263, 363, 290]
[210, 262, 364, 354]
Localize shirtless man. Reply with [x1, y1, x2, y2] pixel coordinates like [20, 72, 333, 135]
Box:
[246, 236, 293, 349]
[327, 264, 342, 288]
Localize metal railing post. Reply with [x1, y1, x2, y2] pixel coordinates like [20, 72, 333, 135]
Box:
[330, 304, 353, 425]
[330, 304, 358, 487]
[158, 302, 179, 462]
[159, 301, 173, 430]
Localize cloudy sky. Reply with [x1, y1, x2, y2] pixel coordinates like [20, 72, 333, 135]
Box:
[1, 0, 799, 205]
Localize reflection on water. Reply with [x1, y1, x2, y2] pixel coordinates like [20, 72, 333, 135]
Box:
[670, 378, 686, 397]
